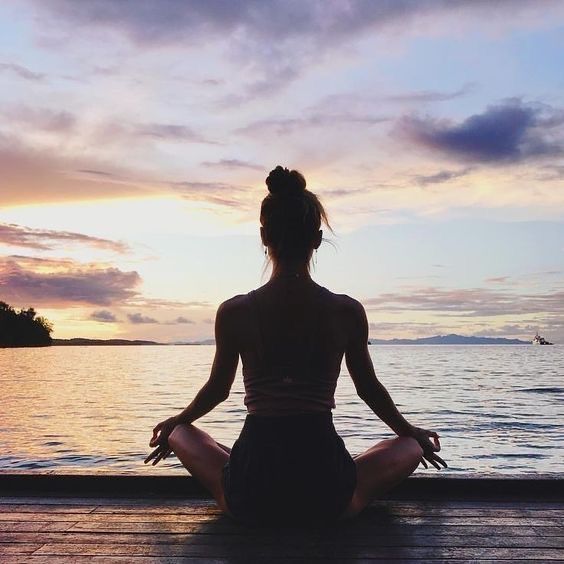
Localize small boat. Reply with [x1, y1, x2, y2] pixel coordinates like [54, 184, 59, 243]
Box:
[532, 333, 553, 345]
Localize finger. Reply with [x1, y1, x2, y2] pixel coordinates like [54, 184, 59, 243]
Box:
[419, 457, 428, 469]
[152, 449, 166, 466]
[162, 449, 173, 460]
[425, 454, 441, 470]
[423, 431, 440, 452]
[433, 454, 448, 468]
[144, 447, 160, 464]
[150, 424, 163, 444]
[424, 437, 439, 453]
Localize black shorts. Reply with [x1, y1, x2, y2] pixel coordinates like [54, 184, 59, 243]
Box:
[222, 411, 357, 526]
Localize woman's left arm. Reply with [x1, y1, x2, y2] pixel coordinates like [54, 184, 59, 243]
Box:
[145, 299, 239, 463]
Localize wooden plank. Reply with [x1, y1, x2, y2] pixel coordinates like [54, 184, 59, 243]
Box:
[1, 511, 558, 526]
[2, 502, 562, 522]
[0, 496, 215, 507]
[1, 493, 562, 562]
[0, 521, 78, 533]
[30, 542, 564, 559]
[2, 557, 552, 564]
[0, 505, 96, 514]
[88, 505, 558, 518]
[68, 521, 541, 537]
[0, 543, 44, 555]
[534, 526, 564, 537]
[0, 557, 230, 564]
[0, 521, 72, 532]
[2, 495, 562, 511]
[2, 531, 564, 549]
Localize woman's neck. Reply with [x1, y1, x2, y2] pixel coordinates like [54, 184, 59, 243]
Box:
[269, 260, 312, 281]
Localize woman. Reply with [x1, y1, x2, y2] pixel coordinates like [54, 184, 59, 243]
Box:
[145, 166, 447, 525]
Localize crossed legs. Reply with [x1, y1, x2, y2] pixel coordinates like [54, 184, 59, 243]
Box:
[340, 436, 423, 519]
[167, 423, 232, 515]
[168, 423, 422, 520]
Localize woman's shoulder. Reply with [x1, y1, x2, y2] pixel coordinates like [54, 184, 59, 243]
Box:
[217, 293, 249, 313]
[321, 286, 364, 312]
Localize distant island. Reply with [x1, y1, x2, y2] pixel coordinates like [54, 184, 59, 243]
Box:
[48, 334, 536, 346]
[368, 334, 530, 345]
[53, 338, 163, 346]
[52, 338, 216, 346]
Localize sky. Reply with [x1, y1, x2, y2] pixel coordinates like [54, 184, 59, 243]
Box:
[1, 0, 563, 343]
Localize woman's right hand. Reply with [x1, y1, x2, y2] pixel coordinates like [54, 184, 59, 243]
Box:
[406, 425, 448, 470]
[144, 415, 180, 466]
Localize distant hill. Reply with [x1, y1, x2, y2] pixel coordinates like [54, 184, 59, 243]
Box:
[368, 333, 530, 345]
[171, 339, 216, 345]
[53, 338, 163, 346]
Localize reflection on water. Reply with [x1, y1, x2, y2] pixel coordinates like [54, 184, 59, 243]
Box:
[1, 345, 563, 475]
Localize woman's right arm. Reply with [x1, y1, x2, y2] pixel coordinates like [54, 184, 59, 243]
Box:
[344, 299, 413, 436]
[344, 298, 447, 469]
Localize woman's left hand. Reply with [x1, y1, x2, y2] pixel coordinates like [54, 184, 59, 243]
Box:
[407, 425, 448, 471]
[144, 416, 180, 466]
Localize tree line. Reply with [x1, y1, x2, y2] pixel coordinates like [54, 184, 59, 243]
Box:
[0, 301, 53, 347]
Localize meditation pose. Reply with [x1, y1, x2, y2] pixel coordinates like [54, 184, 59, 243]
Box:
[146, 166, 446, 525]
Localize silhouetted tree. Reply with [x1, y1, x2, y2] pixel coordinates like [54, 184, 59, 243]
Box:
[0, 301, 53, 347]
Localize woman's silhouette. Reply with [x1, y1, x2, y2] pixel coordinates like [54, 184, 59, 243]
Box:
[145, 166, 446, 525]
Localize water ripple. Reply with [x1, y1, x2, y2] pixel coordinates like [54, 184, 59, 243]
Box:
[1, 344, 563, 475]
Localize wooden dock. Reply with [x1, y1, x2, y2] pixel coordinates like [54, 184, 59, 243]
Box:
[1, 473, 562, 562]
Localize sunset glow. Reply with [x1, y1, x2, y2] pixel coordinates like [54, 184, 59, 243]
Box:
[1, 1, 563, 342]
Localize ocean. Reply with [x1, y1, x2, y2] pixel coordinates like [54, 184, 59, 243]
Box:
[1, 344, 563, 476]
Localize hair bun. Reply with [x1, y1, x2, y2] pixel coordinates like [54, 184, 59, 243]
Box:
[266, 165, 305, 197]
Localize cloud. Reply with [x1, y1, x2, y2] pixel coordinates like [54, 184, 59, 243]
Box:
[0, 255, 141, 307]
[535, 164, 564, 181]
[0, 62, 45, 81]
[127, 297, 211, 309]
[320, 187, 369, 199]
[363, 286, 564, 318]
[75, 169, 123, 179]
[90, 310, 117, 322]
[171, 181, 252, 209]
[202, 159, 263, 171]
[472, 323, 540, 338]
[127, 312, 159, 324]
[133, 123, 215, 144]
[164, 316, 194, 324]
[485, 276, 510, 284]
[26, 1, 564, 101]
[397, 99, 564, 163]
[29, 1, 560, 48]
[369, 320, 444, 336]
[413, 168, 472, 186]
[0, 223, 129, 253]
[384, 84, 476, 104]
[2, 106, 76, 132]
[0, 135, 159, 206]
[237, 112, 389, 136]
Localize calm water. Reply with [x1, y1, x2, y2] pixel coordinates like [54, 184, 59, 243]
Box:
[1, 345, 563, 476]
